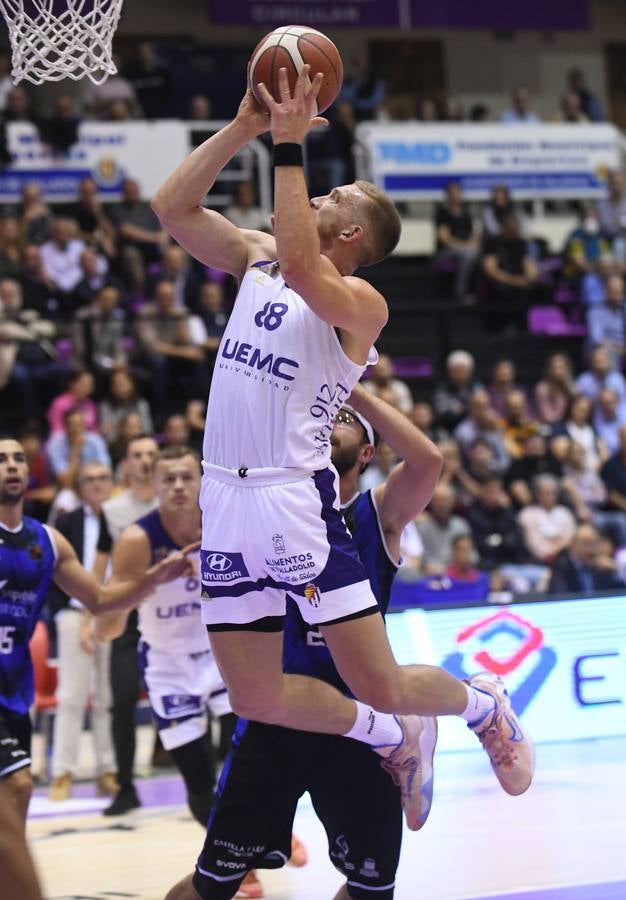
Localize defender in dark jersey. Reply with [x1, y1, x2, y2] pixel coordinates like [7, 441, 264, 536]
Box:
[166, 386, 443, 900]
[0, 438, 199, 827]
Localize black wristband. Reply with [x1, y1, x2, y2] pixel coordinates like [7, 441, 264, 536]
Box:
[273, 142, 303, 167]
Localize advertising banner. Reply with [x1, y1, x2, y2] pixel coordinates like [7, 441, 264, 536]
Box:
[386, 596, 626, 752]
[355, 122, 622, 200]
[0, 121, 189, 202]
[209, 0, 403, 27]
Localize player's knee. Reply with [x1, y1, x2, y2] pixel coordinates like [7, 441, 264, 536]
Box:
[6, 768, 32, 815]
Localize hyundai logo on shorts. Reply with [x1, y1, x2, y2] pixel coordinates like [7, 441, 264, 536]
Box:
[207, 553, 233, 572]
[201, 550, 250, 583]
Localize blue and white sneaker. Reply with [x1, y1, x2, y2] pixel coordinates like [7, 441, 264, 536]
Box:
[380, 715, 437, 831]
[467, 672, 535, 796]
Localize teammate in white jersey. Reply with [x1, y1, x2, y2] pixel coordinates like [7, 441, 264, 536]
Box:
[152, 67, 534, 849]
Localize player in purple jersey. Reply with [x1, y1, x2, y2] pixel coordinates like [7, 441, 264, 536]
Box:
[166, 386, 443, 900]
[0, 438, 198, 828]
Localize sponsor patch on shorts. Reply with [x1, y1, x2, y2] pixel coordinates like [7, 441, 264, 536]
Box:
[162, 694, 202, 716]
[201, 551, 250, 583]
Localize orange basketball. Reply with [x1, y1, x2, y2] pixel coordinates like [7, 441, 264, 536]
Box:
[248, 25, 343, 115]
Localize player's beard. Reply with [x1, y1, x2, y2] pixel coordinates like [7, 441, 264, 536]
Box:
[0, 485, 25, 505]
[332, 444, 360, 476]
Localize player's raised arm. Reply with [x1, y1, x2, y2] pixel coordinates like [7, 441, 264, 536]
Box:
[151, 89, 275, 280]
[256, 67, 399, 348]
[50, 526, 198, 615]
[349, 384, 443, 541]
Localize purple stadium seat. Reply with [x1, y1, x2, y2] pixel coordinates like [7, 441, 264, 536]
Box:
[527, 306, 586, 336]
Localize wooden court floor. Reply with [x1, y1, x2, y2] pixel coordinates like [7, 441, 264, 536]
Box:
[28, 734, 626, 900]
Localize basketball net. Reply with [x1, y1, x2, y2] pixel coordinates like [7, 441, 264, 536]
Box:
[0, 0, 125, 85]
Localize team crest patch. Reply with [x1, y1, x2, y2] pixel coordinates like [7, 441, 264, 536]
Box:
[28, 543, 42, 560]
[305, 583, 321, 608]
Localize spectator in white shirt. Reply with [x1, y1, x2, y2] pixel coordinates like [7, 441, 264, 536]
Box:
[518, 474, 577, 564]
[40, 218, 87, 297]
[499, 87, 540, 124]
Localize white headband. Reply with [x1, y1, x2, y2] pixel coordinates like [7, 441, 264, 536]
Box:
[341, 405, 375, 447]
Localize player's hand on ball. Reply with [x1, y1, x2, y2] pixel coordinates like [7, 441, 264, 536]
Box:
[256, 65, 329, 144]
[235, 81, 272, 138]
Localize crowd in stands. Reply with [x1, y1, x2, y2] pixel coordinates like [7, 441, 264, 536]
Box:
[2, 159, 626, 601]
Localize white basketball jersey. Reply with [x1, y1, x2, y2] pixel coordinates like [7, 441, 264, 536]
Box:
[138, 551, 208, 654]
[203, 263, 373, 470]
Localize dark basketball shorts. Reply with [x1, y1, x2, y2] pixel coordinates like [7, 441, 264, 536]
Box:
[0, 706, 31, 778]
[192, 719, 402, 900]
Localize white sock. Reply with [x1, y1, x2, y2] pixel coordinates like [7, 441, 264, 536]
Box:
[460, 684, 496, 726]
[343, 701, 403, 751]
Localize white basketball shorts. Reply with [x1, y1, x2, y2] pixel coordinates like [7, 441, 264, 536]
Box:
[138, 640, 231, 750]
[199, 465, 378, 631]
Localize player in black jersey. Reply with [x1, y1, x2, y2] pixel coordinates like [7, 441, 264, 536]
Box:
[0, 438, 199, 827]
[167, 387, 443, 900]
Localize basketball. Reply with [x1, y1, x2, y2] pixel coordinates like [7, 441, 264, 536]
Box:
[248, 25, 343, 114]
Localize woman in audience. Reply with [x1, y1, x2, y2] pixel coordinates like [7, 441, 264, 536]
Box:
[534, 353, 575, 424]
[487, 359, 528, 418]
[47, 368, 98, 434]
[556, 394, 608, 472]
[518, 474, 577, 564]
[99, 366, 153, 446]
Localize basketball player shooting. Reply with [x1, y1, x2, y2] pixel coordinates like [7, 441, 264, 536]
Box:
[151, 65, 534, 835]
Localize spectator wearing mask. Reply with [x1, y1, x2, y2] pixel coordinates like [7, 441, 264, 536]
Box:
[47, 368, 98, 434]
[518, 474, 577, 564]
[534, 352, 576, 425]
[47, 407, 111, 489]
[586, 274, 626, 369]
[48, 462, 117, 802]
[432, 349, 481, 432]
[499, 87, 540, 124]
[416, 483, 471, 574]
[434, 181, 480, 300]
[363, 353, 413, 414]
[548, 524, 623, 594]
[563, 209, 611, 282]
[466, 476, 524, 569]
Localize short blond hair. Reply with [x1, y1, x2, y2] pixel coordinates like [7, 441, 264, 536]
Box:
[354, 180, 402, 267]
